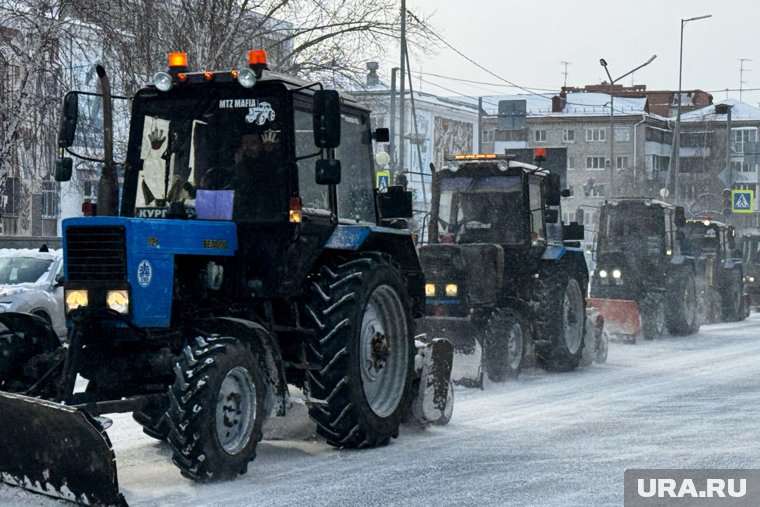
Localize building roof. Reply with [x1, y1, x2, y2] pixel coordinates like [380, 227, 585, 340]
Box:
[680, 98, 760, 122]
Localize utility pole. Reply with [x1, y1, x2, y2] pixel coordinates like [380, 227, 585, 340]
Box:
[389, 67, 398, 171]
[478, 97, 483, 154]
[398, 0, 406, 176]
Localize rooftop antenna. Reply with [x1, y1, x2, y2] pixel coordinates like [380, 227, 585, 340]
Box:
[561, 60, 570, 87]
[739, 58, 751, 101]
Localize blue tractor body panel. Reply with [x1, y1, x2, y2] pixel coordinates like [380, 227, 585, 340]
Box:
[63, 217, 238, 328]
[325, 224, 411, 250]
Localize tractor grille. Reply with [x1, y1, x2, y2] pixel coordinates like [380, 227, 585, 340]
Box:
[66, 226, 127, 283]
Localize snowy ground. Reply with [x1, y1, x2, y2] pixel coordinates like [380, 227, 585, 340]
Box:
[3, 314, 760, 506]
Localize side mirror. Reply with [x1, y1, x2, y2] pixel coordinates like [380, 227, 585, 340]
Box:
[372, 128, 389, 143]
[313, 90, 341, 149]
[674, 206, 686, 227]
[563, 221, 585, 240]
[561, 189, 571, 198]
[377, 185, 413, 220]
[545, 173, 561, 206]
[316, 159, 341, 185]
[54, 273, 64, 287]
[544, 209, 559, 223]
[55, 157, 73, 182]
[58, 92, 79, 149]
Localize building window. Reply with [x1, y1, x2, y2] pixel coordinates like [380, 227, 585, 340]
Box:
[534, 129, 547, 142]
[482, 130, 495, 143]
[568, 156, 575, 170]
[731, 160, 757, 173]
[586, 128, 606, 142]
[614, 127, 630, 142]
[732, 128, 757, 153]
[2, 177, 21, 216]
[586, 156, 606, 170]
[616, 156, 629, 169]
[563, 129, 575, 143]
[41, 180, 59, 218]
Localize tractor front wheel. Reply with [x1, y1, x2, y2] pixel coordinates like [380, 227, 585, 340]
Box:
[166, 336, 265, 482]
[483, 308, 524, 382]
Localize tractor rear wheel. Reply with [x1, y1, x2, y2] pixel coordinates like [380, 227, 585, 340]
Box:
[530, 267, 585, 372]
[166, 336, 264, 482]
[304, 255, 414, 449]
[483, 308, 524, 382]
[666, 272, 700, 336]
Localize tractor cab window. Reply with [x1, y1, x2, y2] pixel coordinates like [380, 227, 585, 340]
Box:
[683, 224, 720, 257]
[528, 177, 545, 242]
[293, 104, 374, 222]
[437, 175, 524, 244]
[599, 206, 665, 255]
[128, 88, 286, 221]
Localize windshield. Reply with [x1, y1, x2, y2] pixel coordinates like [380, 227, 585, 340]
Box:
[598, 205, 665, 255]
[127, 85, 286, 221]
[0, 257, 52, 285]
[683, 224, 720, 256]
[436, 175, 524, 244]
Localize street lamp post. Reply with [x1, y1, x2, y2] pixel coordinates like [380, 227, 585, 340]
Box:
[600, 55, 657, 197]
[669, 14, 712, 204]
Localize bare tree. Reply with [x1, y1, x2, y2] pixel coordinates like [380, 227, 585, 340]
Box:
[70, 0, 433, 95]
[0, 0, 92, 234]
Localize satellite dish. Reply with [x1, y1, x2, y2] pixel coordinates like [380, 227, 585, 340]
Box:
[659, 188, 670, 199]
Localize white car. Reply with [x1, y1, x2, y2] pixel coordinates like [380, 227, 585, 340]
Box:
[0, 248, 65, 338]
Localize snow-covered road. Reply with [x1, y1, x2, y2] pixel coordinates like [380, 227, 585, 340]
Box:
[3, 314, 760, 506]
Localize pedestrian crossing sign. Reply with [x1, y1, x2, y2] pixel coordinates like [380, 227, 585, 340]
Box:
[732, 189, 754, 213]
[376, 170, 390, 189]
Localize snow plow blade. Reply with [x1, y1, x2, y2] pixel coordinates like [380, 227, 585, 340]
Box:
[0, 392, 124, 506]
[586, 298, 641, 339]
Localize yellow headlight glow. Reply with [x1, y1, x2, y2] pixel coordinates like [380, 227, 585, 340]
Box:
[106, 290, 130, 314]
[65, 290, 88, 312]
[425, 283, 436, 297]
[445, 284, 458, 297]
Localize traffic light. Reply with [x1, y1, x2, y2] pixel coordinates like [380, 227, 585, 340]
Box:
[722, 188, 732, 219]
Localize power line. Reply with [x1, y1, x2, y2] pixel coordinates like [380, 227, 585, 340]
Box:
[406, 9, 552, 100]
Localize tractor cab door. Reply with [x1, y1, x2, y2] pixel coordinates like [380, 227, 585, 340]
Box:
[528, 175, 547, 247]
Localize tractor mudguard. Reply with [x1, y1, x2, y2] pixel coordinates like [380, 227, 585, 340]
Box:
[586, 298, 641, 339]
[412, 337, 454, 425]
[0, 391, 125, 506]
[0, 312, 61, 352]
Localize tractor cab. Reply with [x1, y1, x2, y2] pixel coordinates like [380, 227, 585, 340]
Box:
[429, 153, 564, 253]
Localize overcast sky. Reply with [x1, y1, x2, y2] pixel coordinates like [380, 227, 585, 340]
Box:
[393, 0, 760, 107]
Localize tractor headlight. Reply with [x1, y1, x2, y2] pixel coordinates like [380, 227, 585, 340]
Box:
[445, 284, 458, 297]
[153, 72, 173, 92]
[425, 283, 436, 297]
[599, 269, 608, 279]
[106, 290, 130, 314]
[612, 269, 622, 279]
[746, 275, 756, 283]
[237, 68, 257, 88]
[65, 290, 88, 312]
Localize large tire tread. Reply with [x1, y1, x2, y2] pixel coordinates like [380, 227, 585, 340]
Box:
[304, 254, 414, 449]
[166, 336, 264, 482]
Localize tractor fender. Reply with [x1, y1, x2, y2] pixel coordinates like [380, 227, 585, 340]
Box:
[197, 317, 288, 417]
[723, 258, 742, 271]
[669, 254, 692, 267]
[323, 224, 425, 317]
[0, 311, 61, 353]
[540, 247, 589, 284]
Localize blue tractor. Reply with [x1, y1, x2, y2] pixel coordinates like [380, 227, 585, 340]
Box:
[0, 51, 453, 504]
[416, 152, 594, 384]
